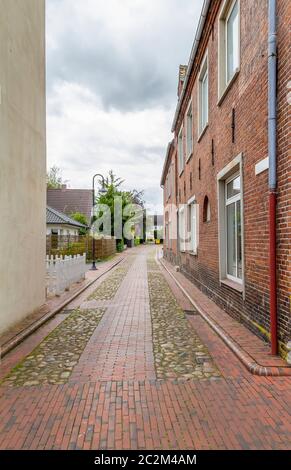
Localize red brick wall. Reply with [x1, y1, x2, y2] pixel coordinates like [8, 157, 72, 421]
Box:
[276, 0, 291, 352]
[162, 0, 290, 356]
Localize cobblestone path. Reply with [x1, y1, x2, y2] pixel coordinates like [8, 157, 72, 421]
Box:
[2, 309, 105, 386]
[0, 246, 290, 450]
[147, 259, 220, 380]
[88, 258, 133, 301]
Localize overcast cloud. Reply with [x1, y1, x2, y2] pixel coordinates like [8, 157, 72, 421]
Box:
[46, 0, 204, 212]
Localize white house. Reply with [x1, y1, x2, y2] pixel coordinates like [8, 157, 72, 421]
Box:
[0, 0, 46, 335]
[46, 206, 88, 238]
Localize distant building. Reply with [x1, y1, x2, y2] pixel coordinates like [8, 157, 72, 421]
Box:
[0, 0, 46, 334]
[146, 215, 164, 243]
[46, 206, 88, 251]
[47, 187, 93, 223]
[46, 206, 88, 237]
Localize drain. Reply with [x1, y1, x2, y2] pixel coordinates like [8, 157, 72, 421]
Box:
[59, 309, 75, 315]
[185, 309, 199, 316]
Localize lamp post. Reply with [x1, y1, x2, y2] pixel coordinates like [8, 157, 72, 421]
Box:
[91, 173, 106, 270]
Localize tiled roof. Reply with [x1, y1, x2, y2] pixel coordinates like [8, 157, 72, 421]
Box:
[47, 188, 92, 222]
[46, 206, 88, 228]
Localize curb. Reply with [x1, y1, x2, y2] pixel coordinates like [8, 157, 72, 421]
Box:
[0, 256, 125, 359]
[159, 258, 291, 377]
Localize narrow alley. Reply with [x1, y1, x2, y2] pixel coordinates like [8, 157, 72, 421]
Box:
[0, 246, 290, 450]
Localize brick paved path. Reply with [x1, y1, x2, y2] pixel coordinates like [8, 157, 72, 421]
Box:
[70, 251, 155, 382]
[0, 246, 290, 450]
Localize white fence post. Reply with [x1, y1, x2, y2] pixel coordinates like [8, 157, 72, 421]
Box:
[46, 253, 87, 298]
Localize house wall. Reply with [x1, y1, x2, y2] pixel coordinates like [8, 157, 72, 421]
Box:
[0, 0, 46, 334]
[162, 0, 290, 356]
[46, 225, 79, 236]
[163, 144, 178, 257]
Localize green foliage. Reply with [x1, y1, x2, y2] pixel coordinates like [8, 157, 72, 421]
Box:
[47, 166, 66, 189]
[134, 237, 140, 247]
[95, 170, 145, 238]
[116, 240, 124, 253]
[70, 212, 89, 235]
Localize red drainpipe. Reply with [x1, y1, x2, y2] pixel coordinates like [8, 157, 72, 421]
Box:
[268, 0, 278, 355]
[269, 191, 277, 355]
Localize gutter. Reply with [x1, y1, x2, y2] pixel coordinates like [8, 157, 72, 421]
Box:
[268, 0, 278, 355]
[171, 0, 212, 132]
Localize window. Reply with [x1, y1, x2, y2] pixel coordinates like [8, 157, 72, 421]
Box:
[168, 215, 173, 250]
[217, 154, 243, 290]
[179, 207, 186, 251]
[226, 0, 239, 82]
[219, 0, 240, 99]
[178, 126, 184, 174]
[187, 202, 198, 253]
[225, 174, 242, 281]
[186, 102, 193, 159]
[198, 53, 209, 137]
[172, 162, 175, 198]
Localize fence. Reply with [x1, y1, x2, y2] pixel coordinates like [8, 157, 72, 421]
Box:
[46, 253, 86, 297]
[46, 235, 116, 259]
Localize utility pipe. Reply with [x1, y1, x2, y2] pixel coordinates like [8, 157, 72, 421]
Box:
[268, 0, 278, 355]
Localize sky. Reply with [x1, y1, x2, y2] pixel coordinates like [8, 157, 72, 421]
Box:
[46, 0, 204, 213]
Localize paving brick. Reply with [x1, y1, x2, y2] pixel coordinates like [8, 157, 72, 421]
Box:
[0, 246, 290, 450]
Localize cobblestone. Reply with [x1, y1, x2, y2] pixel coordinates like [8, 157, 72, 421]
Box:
[147, 259, 220, 380]
[88, 260, 132, 301]
[2, 308, 105, 386]
[1, 247, 290, 450]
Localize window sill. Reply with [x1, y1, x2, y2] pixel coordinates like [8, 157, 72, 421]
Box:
[217, 69, 240, 107]
[188, 251, 197, 257]
[220, 278, 243, 293]
[186, 152, 193, 163]
[197, 123, 209, 143]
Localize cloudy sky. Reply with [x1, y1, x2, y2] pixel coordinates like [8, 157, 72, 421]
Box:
[46, 0, 204, 212]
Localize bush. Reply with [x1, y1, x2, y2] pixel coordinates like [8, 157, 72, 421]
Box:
[134, 237, 140, 246]
[117, 240, 124, 252]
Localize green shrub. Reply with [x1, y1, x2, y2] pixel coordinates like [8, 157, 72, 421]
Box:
[117, 240, 124, 252]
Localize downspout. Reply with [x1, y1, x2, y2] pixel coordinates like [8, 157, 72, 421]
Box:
[268, 0, 278, 355]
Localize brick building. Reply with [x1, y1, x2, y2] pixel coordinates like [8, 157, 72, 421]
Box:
[161, 0, 290, 357]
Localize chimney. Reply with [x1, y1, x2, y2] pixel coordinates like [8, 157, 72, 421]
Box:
[178, 65, 188, 98]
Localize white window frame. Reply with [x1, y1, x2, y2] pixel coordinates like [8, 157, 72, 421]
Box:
[217, 153, 244, 292]
[225, 173, 242, 284]
[172, 162, 175, 199]
[198, 52, 209, 139]
[186, 100, 193, 161]
[187, 198, 198, 254]
[179, 206, 186, 252]
[218, 0, 240, 102]
[178, 125, 184, 175]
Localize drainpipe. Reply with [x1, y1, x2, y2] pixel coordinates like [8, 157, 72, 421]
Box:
[268, 0, 278, 355]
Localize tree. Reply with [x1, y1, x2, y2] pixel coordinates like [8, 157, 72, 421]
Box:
[47, 166, 67, 189]
[95, 170, 145, 240]
[70, 212, 89, 236]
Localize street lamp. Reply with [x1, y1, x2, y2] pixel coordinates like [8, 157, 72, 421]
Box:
[91, 173, 107, 270]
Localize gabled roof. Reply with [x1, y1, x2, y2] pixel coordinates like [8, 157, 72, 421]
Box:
[46, 206, 88, 228]
[47, 188, 92, 222]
